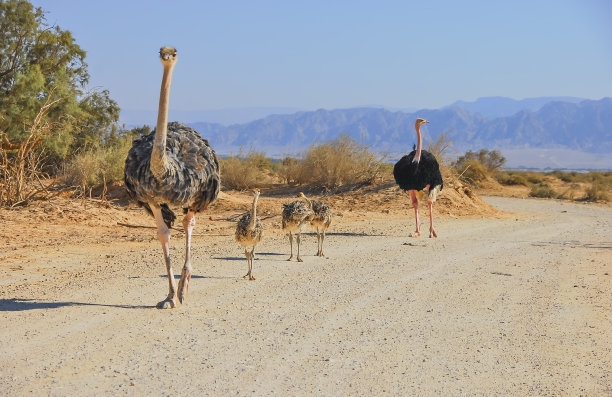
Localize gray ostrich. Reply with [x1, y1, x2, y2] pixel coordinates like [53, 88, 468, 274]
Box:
[298, 192, 332, 257]
[235, 188, 264, 280]
[124, 47, 220, 309]
[281, 195, 314, 262]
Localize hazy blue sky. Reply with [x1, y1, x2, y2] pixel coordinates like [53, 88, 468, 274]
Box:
[32, 0, 611, 115]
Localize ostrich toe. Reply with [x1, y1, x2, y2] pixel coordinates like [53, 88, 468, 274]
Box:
[157, 296, 177, 309]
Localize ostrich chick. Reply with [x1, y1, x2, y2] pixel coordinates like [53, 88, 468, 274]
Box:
[299, 192, 332, 256]
[281, 196, 314, 262]
[235, 189, 264, 280]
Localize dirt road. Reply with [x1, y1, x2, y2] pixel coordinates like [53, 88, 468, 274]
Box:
[1, 196, 610, 395]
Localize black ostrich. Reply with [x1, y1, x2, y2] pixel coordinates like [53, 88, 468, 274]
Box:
[124, 47, 220, 309]
[393, 118, 443, 237]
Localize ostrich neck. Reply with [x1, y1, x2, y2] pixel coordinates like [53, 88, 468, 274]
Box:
[150, 63, 175, 178]
[301, 195, 313, 209]
[414, 124, 423, 163]
[249, 196, 259, 229]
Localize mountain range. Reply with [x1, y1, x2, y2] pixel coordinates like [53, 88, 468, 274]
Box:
[120, 96, 612, 169]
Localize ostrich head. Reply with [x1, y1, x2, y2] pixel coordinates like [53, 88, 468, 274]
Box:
[252, 188, 260, 197]
[415, 118, 429, 128]
[159, 46, 177, 64]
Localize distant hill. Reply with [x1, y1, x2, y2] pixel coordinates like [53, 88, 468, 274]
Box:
[447, 96, 587, 118]
[188, 98, 611, 165]
[120, 106, 305, 126]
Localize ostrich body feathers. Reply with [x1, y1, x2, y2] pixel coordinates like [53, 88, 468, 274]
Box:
[393, 150, 443, 192]
[235, 213, 264, 245]
[282, 201, 313, 231]
[309, 200, 332, 228]
[124, 121, 220, 227]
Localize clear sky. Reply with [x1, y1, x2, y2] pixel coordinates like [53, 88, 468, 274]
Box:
[31, 0, 612, 114]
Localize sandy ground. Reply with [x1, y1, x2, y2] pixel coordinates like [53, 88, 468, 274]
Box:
[0, 189, 610, 396]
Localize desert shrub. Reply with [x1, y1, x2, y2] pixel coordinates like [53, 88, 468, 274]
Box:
[550, 170, 578, 183]
[584, 173, 610, 202]
[426, 133, 453, 165]
[219, 157, 258, 191]
[529, 182, 557, 198]
[453, 149, 505, 186]
[294, 134, 382, 189]
[280, 156, 300, 185]
[455, 149, 505, 172]
[495, 171, 529, 186]
[523, 172, 545, 184]
[558, 183, 581, 200]
[220, 150, 272, 190]
[454, 158, 490, 186]
[61, 137, 132, 197]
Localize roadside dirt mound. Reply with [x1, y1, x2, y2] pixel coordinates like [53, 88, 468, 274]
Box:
[0, 176, 500, 238]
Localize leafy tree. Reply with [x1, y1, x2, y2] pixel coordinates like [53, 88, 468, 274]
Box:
[0, 0, 119, 161]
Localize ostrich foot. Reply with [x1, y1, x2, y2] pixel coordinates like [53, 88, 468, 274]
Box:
[243, 273, 256, 280]
[287, 255, 294, 261]
[177, 269, 191, 304]
[429, 229, 438, 238]
[156, 296, 177, 309]
[409, 231, 421, 237]
[297, 256, 303, 262]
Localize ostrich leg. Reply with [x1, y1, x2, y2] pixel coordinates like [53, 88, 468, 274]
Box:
[296, 232, 303, 262]
[428, 200, 437, 238]
[409, 190, 421, 237]
[152, 205, 177, 309]
[177, 211, 195, 304]
[244, 247, 255, 280]
[287, 232, 294, 261]
[319, 228, 326, 256]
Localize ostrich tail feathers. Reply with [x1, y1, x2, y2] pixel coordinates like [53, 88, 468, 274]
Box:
[160, 204, 176, 228]
[140, 202, 176, 228]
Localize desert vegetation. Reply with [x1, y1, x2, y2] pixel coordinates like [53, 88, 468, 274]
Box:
[453, 149, 610, 202]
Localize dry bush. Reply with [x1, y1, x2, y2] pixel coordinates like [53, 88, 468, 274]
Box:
[294, 134, 383, 189]
[0, 97, 61, 207]
[281, 157, 300, 184]
[61, 138, 132, 198]
[453, 148, 506, 187]
[455, 159, 490, 187]
[584, 173, 610, 202]
[529, 182, 557, 198]
[426, 132, 453, 165]
[220, 150, 272, 190]
[495, 171, 529, 186]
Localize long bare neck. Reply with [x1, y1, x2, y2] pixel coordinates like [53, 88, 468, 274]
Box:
[300, 194, 312, 209]
[414, 123, 423, 163]
[150, 62, 175, 178]
[249, 194, 259, 228]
